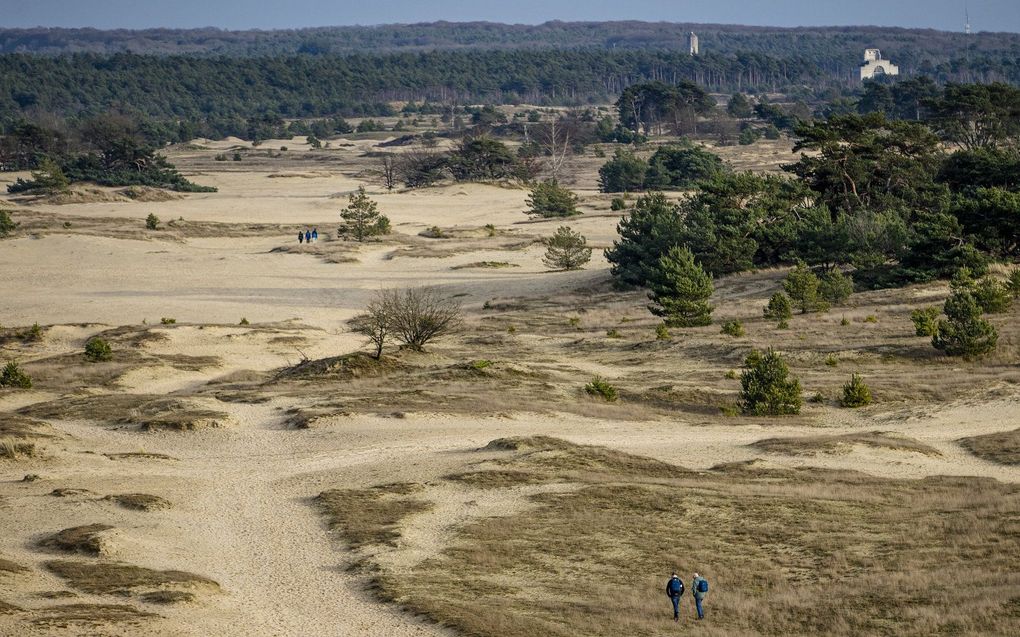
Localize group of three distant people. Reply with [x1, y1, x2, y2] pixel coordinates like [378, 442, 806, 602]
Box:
[297, 228, 318, 244]
[666, 572, 709, 622]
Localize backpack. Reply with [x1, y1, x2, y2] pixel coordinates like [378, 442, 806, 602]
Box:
[697, 578, 708, 593]
[668, 577, 684, 597]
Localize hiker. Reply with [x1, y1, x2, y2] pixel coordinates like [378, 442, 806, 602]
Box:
[665, 572, 684, 622]
[298, 230, 304, 244]
[312, 228, 318, 242]
[692, 572, 708, 620]
[305, 229, 312, 243]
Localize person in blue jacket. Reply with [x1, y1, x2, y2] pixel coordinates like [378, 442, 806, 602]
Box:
[312, 228, 318, 241]
[665, 572, 684, 622]
[305, 229, 312, 243]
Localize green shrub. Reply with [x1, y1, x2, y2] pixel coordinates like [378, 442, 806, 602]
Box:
[339, 186, 390, 241]
[598, 149, 646, 193]
[1007, 267, 1020, 298]
[840, 373, 873, 408]
[606, 328, 622, 339]
[84, 338, 112, 362]
[818, 270, 853, 305]
[26, 323, 43, 342]
[145, 213, 159, 230]
[763, 292, 793, 323]
[739, 348, 802, 416]
[910, 306, 941, 337]
[610, 197, 626, 211]
[824, 354, 838, 367]
[526, 180, 579, 218]
[584, 376, 619, 402]
[721, 320, 745, 337]
[232, 152, 242, 162]
[655, 323, 670, 341]
[777, 319, 790, 329]
[724, 369, 738, 380]
[0, 361, 32, 389]
[0, 209, 16, 237]
[568, 317, 581, 328]
[932, 290, 998, 357]
[506, 325, 516, 335]
[484, 223, 497, 237]
[470, 359, 492, 370]
[864, 315, 878, 323]
[840, 316, 850, 326]
[783, 262, 828, 314]
[160, 317, 176, 325]
[239, 318, 250, 325]
[972, 276, 1013, 313]
[810, 392, 826, 403]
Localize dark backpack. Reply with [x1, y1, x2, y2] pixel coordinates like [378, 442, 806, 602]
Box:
[697, 579, 708, 593]
[668, 577, 684, 597]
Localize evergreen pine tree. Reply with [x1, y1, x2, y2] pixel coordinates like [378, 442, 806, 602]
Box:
[932, 290, 998, 357]
[543, 226, 592, 271]
[339, 186, 390, 241]
[647, 246, 714, 327]
[739, 348, 802, 415]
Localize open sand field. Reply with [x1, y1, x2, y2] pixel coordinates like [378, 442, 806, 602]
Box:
[1, 136, 1018, 636]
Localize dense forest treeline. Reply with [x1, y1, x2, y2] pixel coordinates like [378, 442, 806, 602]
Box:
[3, 45, 1020, 131]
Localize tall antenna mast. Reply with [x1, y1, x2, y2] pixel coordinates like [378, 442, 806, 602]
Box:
[965, 5, 971, 35]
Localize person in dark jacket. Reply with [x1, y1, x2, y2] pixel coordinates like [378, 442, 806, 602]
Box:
[298, 230, 304, 244]
[312, 228, 318, 241]
[305, 229, 312, 243]
[691, 572, 708, 619]
[665, 572, 684, 622]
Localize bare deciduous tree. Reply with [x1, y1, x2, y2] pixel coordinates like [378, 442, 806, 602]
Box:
[382, 286, 462, 351]
[380, 155, 396, 191]
[349, 297, 391, 359]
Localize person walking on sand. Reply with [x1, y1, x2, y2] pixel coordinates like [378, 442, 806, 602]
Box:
[312, 228, 318, 242]
[692, 572, 708, 620]
[298, 230, 304, 244]
[666, 572, 684, 622]
[305, 229, 312, 243]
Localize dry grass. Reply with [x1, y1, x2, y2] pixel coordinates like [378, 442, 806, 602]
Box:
[0, 558, 28, 575]
[45, 560, 219, 596]
[959, 428, 1020, 465]
[0, 414, 55, 439]
[104, 493, 173, 512]
[350, 438, 1020, 637]
[103, 452, 176, 461]
[0, 600, 22, 614]
[38, 524, 115, 556]
[20, 394, 229, 431]
[29, 602, 157, 626]
[140, 590, 196, 604]
[316, 483, 433, 549]
[749, 431, 941, 457]
[0, 438, 37, 460]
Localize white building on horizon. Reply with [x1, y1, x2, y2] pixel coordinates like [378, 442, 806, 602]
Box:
[688, 32, 699, 56]
[860, 48, 899, 80]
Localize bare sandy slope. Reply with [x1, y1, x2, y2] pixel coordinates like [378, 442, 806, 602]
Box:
[2, 144, 1018, 636]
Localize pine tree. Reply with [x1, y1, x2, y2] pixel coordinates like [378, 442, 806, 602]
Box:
[763, 292, 793, 323]
[526, 180, 579, 217]
[339, 186, 390, 242]
[647, 246, 714, 327]
[30, 157, 69, 193]
[739, 348, 802, 416]
[543, 226, 592, 271]
[783, 261, 827, 314]
[932, 290, 998, 357]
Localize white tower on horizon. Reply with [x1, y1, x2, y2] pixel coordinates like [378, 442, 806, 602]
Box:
[965, 6, 971, 34]
[688, 32, 699, 56]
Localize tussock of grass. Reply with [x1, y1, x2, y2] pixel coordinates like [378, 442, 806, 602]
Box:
[103, 452, 176, 461]
[38, 524, 115, 556]
[959, 428, 1020, 465]
[140, 590, 195, 604]
[0, 439, 37, 460]
[360, 438, 1020, 637]
[451, 261, 519, 270]
[29, 603, 157, 626]
[104, 493, 172, 511]
[316, 483, 432, 548]
[0, 599, 22, 614]
[45, 560, 219, 596]
[0, 414, 54, 439]
[276, 352, 404, 380]
[749, 431, 940, 457]
[0, 558, 28, 575]
[20, 394, 229, 431]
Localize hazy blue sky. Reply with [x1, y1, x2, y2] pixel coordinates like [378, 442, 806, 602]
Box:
[4, 0, 1018, 32]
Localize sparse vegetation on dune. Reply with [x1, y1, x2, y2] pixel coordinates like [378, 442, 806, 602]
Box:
[316, 484, 432, 548]
[45, 560, 219, 596]
[750, 431, 939, 456]
[332, 437, 1020, 637]
[959, 428, 1020, 466]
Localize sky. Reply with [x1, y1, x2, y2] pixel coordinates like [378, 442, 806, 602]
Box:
[3, 0, 1018, 33]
